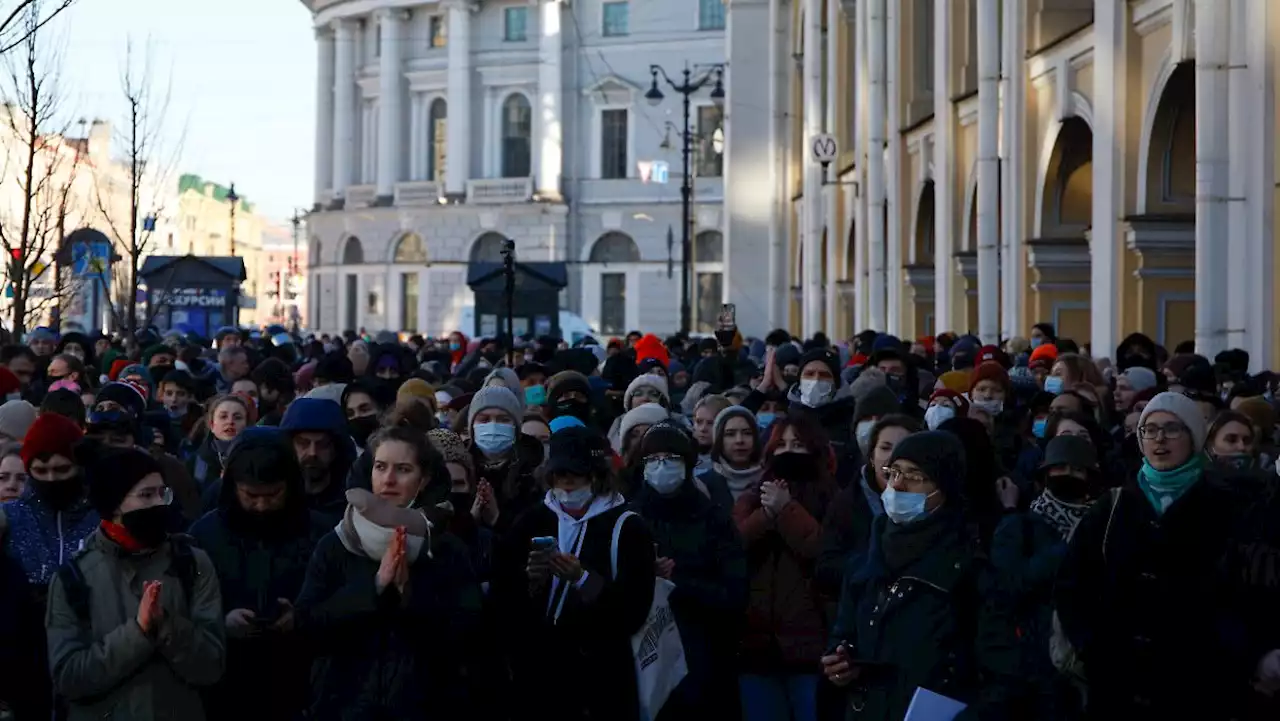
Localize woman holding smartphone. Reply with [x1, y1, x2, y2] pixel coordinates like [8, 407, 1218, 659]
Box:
[821, 431, 1017, 720]
[491, 425, 656, 721]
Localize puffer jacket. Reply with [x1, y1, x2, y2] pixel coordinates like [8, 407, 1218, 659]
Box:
[2, 488, 98, 588]
[45, 529, 226, 721]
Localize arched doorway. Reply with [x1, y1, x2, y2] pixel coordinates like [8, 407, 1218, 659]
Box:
[909, 181, 936, 335]
[392, 233, 427, 332]
[587, 232, 641, 334]
[693, 230, 724, 333]
[1031, 116, 1094, 343]
[341, 236, 364, 331]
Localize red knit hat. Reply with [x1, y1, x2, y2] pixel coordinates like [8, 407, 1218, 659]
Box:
[633, 333, 669, 371]
[108, 359, 131, 381]
[969, 361, 1012, 398]
[928, 389, 970, 416]
[1029, 344, 1059, 365]
[978, 345, 1012, 369]
[21, 412, 84, 470]
[0, 367, 19, 397]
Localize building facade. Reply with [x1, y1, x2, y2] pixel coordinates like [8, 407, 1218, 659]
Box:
[302, 0, 728, 338]
[170, 174, 268, 326]
[255, 223, 310, 329]
[726, 0, 1280, 368]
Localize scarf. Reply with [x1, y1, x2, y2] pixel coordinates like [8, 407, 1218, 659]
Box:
[100, 520, 148, 553]
[1138, 454, 1206, 515]
[1029, 490, 1092, 541]
[335, 500, 431, 562]
[881, 507, 957, 573]
[715, 461, 763, 501]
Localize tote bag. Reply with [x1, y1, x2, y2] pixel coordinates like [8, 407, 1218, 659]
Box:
[610, 511, 689, 721]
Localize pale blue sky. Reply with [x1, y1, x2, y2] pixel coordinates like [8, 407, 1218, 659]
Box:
[58, 0, 316, 223]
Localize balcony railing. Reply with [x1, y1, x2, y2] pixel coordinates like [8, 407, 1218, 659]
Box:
[466, 177, 533, 204]
[346, 184, 376, 208]
[395, 181, 444, 207]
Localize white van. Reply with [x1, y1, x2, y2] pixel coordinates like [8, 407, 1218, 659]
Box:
[458, 307, 598, 345]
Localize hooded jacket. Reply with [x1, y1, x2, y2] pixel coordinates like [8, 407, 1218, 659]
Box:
[281, 398, 357, 526]
[188, 429, 330, 719]
[2, 486, 99, 590]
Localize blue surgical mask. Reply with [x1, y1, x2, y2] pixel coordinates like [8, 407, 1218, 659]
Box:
[643, 458, 685, 495]
[473, 422, 516, 455]
[1044, 376, 1064, 395]
[1032, 417, 1047, 439]
[1030, 337, 1043, 349]
[525, 385, 547, 406]
[449, 342, 461, 351]
[881, 486, 937, 525]
[552, 486, 594, 511]
[757, 412, 777, 431]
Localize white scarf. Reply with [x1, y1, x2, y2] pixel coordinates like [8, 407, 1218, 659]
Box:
[336, 507, 430, 563]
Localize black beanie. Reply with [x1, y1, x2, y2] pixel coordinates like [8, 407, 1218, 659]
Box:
[886, 431, 966, 501]
[252, 357, 295, 394]
[798, 347, 841, 381]
[84, 444, 162, 517]
[639, 420, 695, 469]
[315, 352, 354, 384]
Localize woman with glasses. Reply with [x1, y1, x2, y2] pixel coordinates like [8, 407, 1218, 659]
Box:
[630, 421, 747, 720]
[734, 414, 839, 721]
[822, 430, 1017, 721]
[46, 445, 226, 721]
[1056, 392, 1248, 719]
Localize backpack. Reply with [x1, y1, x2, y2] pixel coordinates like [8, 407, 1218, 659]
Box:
[58, 534, 197, 624]
[1049, 487, 1123, 681]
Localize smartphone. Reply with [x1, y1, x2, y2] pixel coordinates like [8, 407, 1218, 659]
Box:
[531, 536, 557, 553]
[717, 303, 737, 332]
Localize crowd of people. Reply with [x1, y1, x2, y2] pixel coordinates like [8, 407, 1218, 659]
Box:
[0, 320, 1276, 720]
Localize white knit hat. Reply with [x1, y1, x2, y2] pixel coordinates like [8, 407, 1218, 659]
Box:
[624, 373, 670, 411]
[1138, 391, 1207, 450]
[618, 404, 671, 449]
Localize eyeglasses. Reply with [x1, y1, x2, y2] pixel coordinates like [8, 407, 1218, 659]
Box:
[644, 453, 680, 464]
[881, 466, 931, 490]
[128, 486, 173, 505]
[1138, 422, 1186, 440]
[631, 388, 664, 401]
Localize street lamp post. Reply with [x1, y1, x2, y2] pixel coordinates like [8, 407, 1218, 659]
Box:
[646, 62, 724, 335]
[290, 209, 305, 333]
[226, 183, 239, 256]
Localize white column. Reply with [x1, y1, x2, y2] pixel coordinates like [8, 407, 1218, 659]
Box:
[1091, 0, 1123, 355]
[537, 0, 564, 198]
[932, 0, 954, 333]
[802, 0, 824, 337]
[331, 18, 356, 202]
[823, 0, 840, 334]
[853, 0, 868, 331]
[376, 9, 405, 203]
[884, 0, 901, 334]
[975, 0, 999, 345]
[1000, 0, 1026, 339]
[1243, 0, 1275, 369]
[866, 0, 886, 331]
[314, 28, 335, 206]
[1194, 0, 1229, 357]
[1227, 0, 1248, 352]
[445, 0, 474, 196]
[765, 0, 788, 331]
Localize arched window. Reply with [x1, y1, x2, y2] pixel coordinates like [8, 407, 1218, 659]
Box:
[693, 230, 724, 263]
[428, 99, 447, 182]
[693, 230, 724, 332]
[501, 94, 532, 178]
[589, 232, 640, 263]
[342, 236, 364, 264]
[470, 232, 508, 263]
[393, 233, 427, 264]
[915, 181, 936, 263]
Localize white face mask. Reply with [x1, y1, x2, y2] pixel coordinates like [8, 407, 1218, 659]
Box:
[924, 405, 955, 430]
[972, 399, 1003, 417]
[552, 486, 593, 511]
[799, 379, 833, 407]
[643, 458, 685, 495]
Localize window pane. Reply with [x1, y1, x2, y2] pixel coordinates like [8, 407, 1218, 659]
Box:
[401, 273, 419, 331]
[696, 106, 724, 177]
[428, 99, 447, 182]
[695, 272, 723, 333]
[345, 274, 358, 330]
[430, 16, 447, 48]
[699, 0, 726, 30]
[502, 96, 532, 177]
[601, 109, 629, 179]
[600, 273, 626, 334]
[603, 2, 630, 36]
[917, 0, 934, 94]
[504, 7, 528, 41]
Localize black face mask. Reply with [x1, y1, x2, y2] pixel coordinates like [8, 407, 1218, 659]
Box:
[348, 415, 380, 448]
[30, 476, 84, 510]
[1213, 452, 1257, 474]
[553, 399, 592, 424]
[770, 451, 819, 484]
[1045, 473, 1090, 503]
[120, 505, 170, 548]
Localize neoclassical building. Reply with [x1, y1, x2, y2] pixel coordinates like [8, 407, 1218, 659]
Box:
[723, 0, 1280, 367]
[302, 0, 730, 337]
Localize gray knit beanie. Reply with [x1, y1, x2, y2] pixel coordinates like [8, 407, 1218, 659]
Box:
[468, 385, 523, 429]
[1138, 391, 1208, 450]
[0, 400, 36, 442]
[484, 368, 527, 412]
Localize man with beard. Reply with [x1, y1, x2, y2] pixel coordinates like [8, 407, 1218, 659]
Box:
[189, 428, 326, 719]
[279, 397, 355, 526]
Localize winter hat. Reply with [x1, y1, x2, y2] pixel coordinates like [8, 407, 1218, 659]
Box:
[798, 347, 841, 381]
[1040, 434, 1099, 472]
[886, 430, 967, 500]
[397, 378, 436, 406]
[107, 358, 131, 381]
[871, 334, 902, 353]
[619, 404, 671, 447]
[117, 365, 153, 400]
[1121, 367, 1158, 394]
[927, 389, 970, 416]
[1233, 396, 1276, 437]
[467, 385, 523, 428]
[549, 415, 586, 434]
[0, 400, 36, 441]
[1006, 337, 1031, 356]
[854, 385, 900, 423]
[711, 405, 758, 462]
[484, 368, 526, 412]
[84, 446, 161, 518]
[640, 420, 695, 468]
[0, 367, 19, 398]
[545, 425, 611, 477]
[315, 353, 355, 384]
[546, 370, 592, 405]
[305, 383, 347, 404]
[26, 327, 55, 344]
[624, 373, 670, 411]
[977, 345, 1012, 369]
[1139, 391, 1208, 450]
[938, 370, 972, 394]
[427, 429, 473, 481]
[95, 381, 147, 417]
[1029, 343, 1059, 365]
[774, 343, 802, 370]
[633, 334, 670, 372]
[969, 361, 1012, 398]
[140, 344, 173, 367]
[949, 337, 980, 369]
[21, 412, 84, 470]
[849, 368, 887, 402]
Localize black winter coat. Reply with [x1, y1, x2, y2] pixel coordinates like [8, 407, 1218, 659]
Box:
[632, 480, 747, 721]
[0, 553, 48, 720]
[818, 466, 883, 598]
[491, 499, 655, 721]
[829, 512, 1018, 721]
[1055, 474, 1246, 720]
[294, 531, 484, 721]
[188, 476, 330, 720]
[471, 432, 545, 534]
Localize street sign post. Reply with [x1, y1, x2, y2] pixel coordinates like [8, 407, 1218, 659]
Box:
[811, 133, 838, 165]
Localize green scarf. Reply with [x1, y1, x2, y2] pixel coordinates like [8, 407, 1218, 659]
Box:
[1138, 453, 1207, 515]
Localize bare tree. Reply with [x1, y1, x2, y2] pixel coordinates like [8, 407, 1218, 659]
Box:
[94, 37, 183, 335]
[0, 1, 82, 335]
[0, 0, 73, 56]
